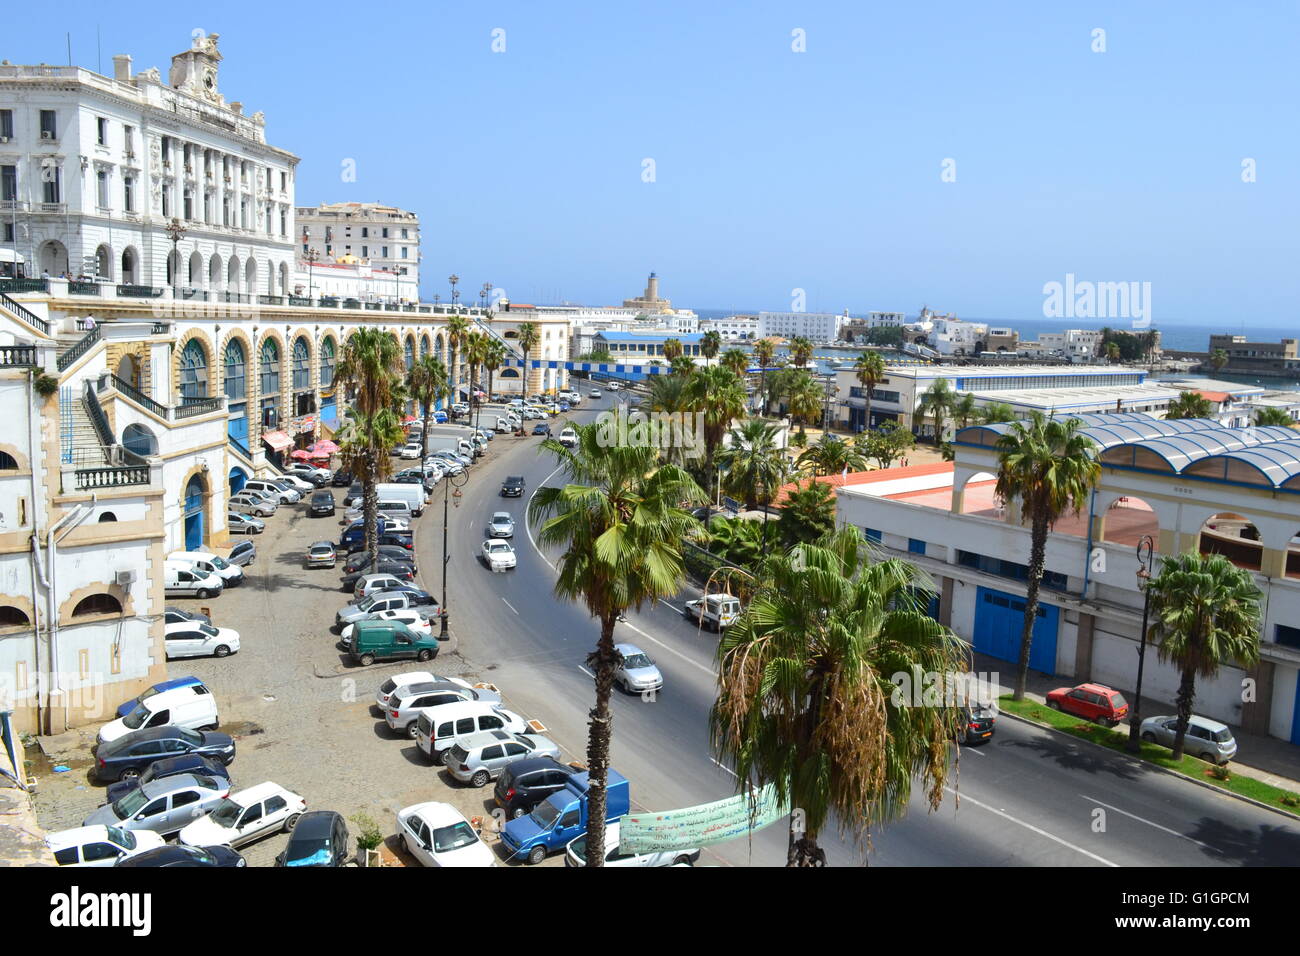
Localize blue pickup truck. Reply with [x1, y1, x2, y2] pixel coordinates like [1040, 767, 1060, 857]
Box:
[501, 769, 629, 865]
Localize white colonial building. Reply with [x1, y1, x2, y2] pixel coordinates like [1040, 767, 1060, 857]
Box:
[758, 310, 845, 343]
[0, 33, 298, 299]
[294, 202, 420, 287]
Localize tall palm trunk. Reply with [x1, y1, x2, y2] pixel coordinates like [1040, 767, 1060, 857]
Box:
[1013, 510, 1050, 701]
[521, 346, 530, 402]
[449, 345, 459, 408]
[760, 367, 768, 416]
[363, 474, 380, 570]
[584, 613, 619, 867]
[420, 404, 432, 459]
[1171, 666, 1197, 761]
[864, 388, 873, 432]
[787, 670, 828, 866]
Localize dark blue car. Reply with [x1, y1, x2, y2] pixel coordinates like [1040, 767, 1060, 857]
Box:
[116, 845, 245, 867]
[114, 677, 205, 719]
[104, 753, 232, 803]
[94, 726, 235, 783]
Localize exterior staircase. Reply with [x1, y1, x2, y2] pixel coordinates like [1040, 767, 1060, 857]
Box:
[60, 385, 110, 468]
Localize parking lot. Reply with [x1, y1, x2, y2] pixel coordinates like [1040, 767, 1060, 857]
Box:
[32, 463, 569, 867]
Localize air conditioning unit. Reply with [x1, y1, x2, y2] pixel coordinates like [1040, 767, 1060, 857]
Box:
[114, 569, 137, 588]
[40, 130, 54, 140]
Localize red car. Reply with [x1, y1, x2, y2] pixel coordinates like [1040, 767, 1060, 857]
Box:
[1046, 683, 1129, 726]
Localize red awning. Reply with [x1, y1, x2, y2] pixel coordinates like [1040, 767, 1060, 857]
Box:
[261, 430, 293, 452]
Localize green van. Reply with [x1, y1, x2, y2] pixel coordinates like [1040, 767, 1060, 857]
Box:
[349, 621, 440, 667]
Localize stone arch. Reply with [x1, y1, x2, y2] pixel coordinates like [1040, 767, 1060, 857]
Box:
[278, 261, 289, 295]
[0, 603, 31, 630]
[119, 246, 139, 284]
[180, 467, 211, 552]
[292, 332, 313, 392]
[39, 240, 69, 276]
[1096, 493, 1163, 548]
[173, 328, 216, 399]
[1197, 512, 1263, 572]
[94, 244, 113, 281]
[165, 247, 181, 287]
[121, 423, 158, 457]
[59, 580, 134, 625]
[403, 334, 416, 371]
[228, 465, 248, 495]
[187, 250, 203, 288]
[502, 329, 520, 339]
[208, 253, 223, 291]
[245, 257, 258, 294]
[0, 442, 30, 472]
[221, 331, 252, 404]
[115, 351, 141, 389]
[952, 470, 1001, 516]
[319, 334, 337, 388]
[227, 254, 241, 293]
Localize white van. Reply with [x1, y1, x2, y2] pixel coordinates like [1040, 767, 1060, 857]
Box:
[168, 550, 245, 588]
[345, 498, 414, 524]
[244, 478, 300, 504]
[373, 482, 427, 517]
[96, 684, 220, 744]
[414, 700, 527, 764]
[164, 560, 224, 599]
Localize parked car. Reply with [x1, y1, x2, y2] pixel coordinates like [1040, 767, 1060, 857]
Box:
[340, 609, 432, 649]
[163, 607, 210, 628]
[353, 569, 417, 598]
[565, 822, 698, 867]
[225, 540, 257, 567]
[309, 490, 336, 516]
[335, 589, 436, 630]
[958, 703, 997, 745]
[164, 620, 240, 660]
[500, 475, 525, 497]
[397, 802, 495, 867]
[348, 620, 440, 667]
[482, 539, 517, 571]
[343, 547, 416, 575]
[226, 512, 265, 534]
[487, 512, 514, 538]
[168, 550, 244, 589]
[94, 726, 235, 783]
[493, 757, 581, 820]
[383, 682, 504, 738]
[1140, 715, 1238, 765]
[82, 773, 230, 837]
[98, 682, 221, 744]
[306, 541, 337, 569]
[445, 730, 563, 787]
[178, 782, 307, 849]
[1046, 682, 1130, 727]
[275, 810, 350, 867]
[532, 423, 551, 436]
[274, 475, 315, 495]
[115, 844, 246, 867]
[331, 469, 354, 487]
[613, 643, 662, 694]
[375, 671, 470, 710]
[245, 478, 300, 505]
[288, 464, 331, 486]
[164, 561, 223, 599]
[105, 754, 232, 804]
[399, 442, 423, 460]
[114, 676, 206, 719]
[557, 427, 578, 448]
[48, 825, 166, 867]
[228, 492, 276, 517]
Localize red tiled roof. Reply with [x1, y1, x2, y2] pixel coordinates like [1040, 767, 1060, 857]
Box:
[773, 462, 955, 505]
[1194, 390, 1231, 403]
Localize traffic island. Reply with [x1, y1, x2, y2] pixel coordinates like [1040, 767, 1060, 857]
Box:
[998, 694, 1300, 819]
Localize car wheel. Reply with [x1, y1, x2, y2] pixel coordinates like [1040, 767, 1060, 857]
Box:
[416, 649, 433, 662]
[512, 806, 526, 819]
[196, 589, 211, 599]
[405, 722, 421, 740]
[214, 645, 231, 658]
[433, 748, 449, 766]
[673, 854, 695, 866]
[527, 845, 547, 866]
[1046, 700, 1060, 711]
[471, 770, 490, 788]
[359, 653, 375, 666]
[1141, 731, 1156, 743]
[119, 767, 139, 781]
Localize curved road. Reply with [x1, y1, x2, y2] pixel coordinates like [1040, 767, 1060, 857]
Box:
[424, 389, 1300, 867]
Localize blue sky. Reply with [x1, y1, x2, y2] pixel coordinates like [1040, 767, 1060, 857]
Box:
[13, 1, 1299, 323]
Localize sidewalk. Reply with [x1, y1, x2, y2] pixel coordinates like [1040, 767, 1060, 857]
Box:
[973, 651, 1300, 795]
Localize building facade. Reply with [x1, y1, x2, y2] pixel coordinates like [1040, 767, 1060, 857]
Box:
[757, 311, 844, 343]
[294, 201, 420, 287]
[1208, 334, 1300, 378]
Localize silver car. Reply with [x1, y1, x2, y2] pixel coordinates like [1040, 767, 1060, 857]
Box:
[226, 512, 265, 535]
[444, 730, 562, 788]
[488, 512, 514, 538]
[1139, 715, 1238, 765]
[614, 643, 663, 694]
[384, 682, 504, 738]
[228, 492, 276, 517]
[335, 592, 432, 630]
[81, 773, 230, 837]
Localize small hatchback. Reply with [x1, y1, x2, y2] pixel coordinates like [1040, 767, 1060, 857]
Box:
[309, 490, 336, 516]
[1140, 715, 1238, 765]
[1046, 683, 1129, 727]
[276, 810, 350, 867]
[445, 730, 563, 788]
[614, 643, 663, 695]
[306, 541, 337, 569]
[493, 757, 580, 820]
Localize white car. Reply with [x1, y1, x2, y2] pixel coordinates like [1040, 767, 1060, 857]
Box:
[400, 442, 423, 460]
[607, 382, 620, 391]
[48, 825, 166, 867]
[564, 822, 699, 867]
[355, 573, 415, 599]
[428, 455, 464, 476]
[557, 427, 578, 448]
[374, 671, 472, 710]
[341, 609, 432, 647]
[178, 782, 307, 849]
[398, 802, 495, 867]
[451, 402, 470, 416]
[482, 540, 516, 572]
[163, 620, 241, 660]
[276, 475, 315, 494]
[590, 388, 602, 398]
[488, 512, 514, 538]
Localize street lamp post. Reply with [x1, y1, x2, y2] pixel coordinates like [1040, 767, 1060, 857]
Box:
[480, 281, 491, 310]
[1126, 534, 1155, 754]
[448, 273, 459, 312]
[440, 468, 469, 639]
[165, 217, 186, 298]
[305, 247, 320, 302]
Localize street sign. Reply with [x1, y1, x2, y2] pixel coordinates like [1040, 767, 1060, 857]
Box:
[617, 784, 787, 853]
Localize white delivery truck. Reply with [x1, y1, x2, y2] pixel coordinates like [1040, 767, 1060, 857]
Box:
[373, 482, 428, 517]
[425, 434, 477, 461]
[425, 425, 484, 457]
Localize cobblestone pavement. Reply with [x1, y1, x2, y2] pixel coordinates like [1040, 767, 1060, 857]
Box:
[31, 481, 564, 868]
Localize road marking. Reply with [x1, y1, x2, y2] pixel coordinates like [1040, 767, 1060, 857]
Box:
[660, 599, 681, 612]
[944, 787, 1120, 867]
[1079, 795, 1213, 851]
[709, 756, 738, 778]
[577, 665, 595, 680]
[962, 745, 987, 756]
[502, 598, 519, 615]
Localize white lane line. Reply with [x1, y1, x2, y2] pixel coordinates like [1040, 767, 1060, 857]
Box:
[709, 757, 738, 778]
[944, 787, 1120, 867]
[577, 664, 595, 680]
[660, 599, 682, 612]
[502, 598, 519, 615]
[963, 745, 987, 756]
[1079, 795, 1214, 851]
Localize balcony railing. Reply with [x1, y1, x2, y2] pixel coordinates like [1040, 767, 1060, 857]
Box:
[0, 290, 50, 333]
[288, 295, 311, 306]
[74, 462, 150, 490]
[68, 280, 103, 295]
[173, 396, 224, 419]
[221, 292, 250, 304]
[0, 344, 37, 367]
[181, 287, 208, 300]
[83, 380, 114, 447]
[117, 284, 162, 298]
[56, 324, 102, 372]
[258, 295, 284, 306]
[106, 374, 167, 418]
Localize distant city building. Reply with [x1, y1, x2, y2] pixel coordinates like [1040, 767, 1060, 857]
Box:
[926, 317, 988, 356]
[294, 201, 420, 285]
[622, 271, 672, 312]
[1208, 334, 1300, 378]
[700, 314, 758, 341]
[758, 310, 845, 342]
[593, 330, 704, 362]
[869, 311, 907, 328]
[1034, 329, 1103, 362]
[290, 258, 417, 303]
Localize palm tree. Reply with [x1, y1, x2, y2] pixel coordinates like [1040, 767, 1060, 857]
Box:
[853, 351, 886, 430]
[444, 314, 470, 407]
[952, 393, 980, 431]
[754, 338, 777, 414]
[463, 331, 487, 429]
[662, 337, 684, 365]
[789, 336, 814, 369]
[918, 378, 956, 443]
[718, 419, 787, 511]
[776, 479, 836, 546]
[529, 421, 705, 865]
[1145, 552, 1261, 760]
[646, 371, 691, 416]
[785, 370, 824, 439]
[797, 434, 868, 477]
[1254, 405, 1295, 427]
[482, 339, 506, 405]
[721, 348, 749, 379]
[704, 515, 766, 568]
[515, 322, 540, 402]
[670, 354, 697, 377]
[685, 366, 748, 475]
[1210, 348, 1229, 374]
[979, 402, 1016, 424]
[712, 527, 967, 866]
[701, 330, 722, 365]
[334, 328, 406, 566]
[1105, 341, 1122, 364]
[1166, 391, 1213, 420]
[994, 413, 1100, 700]
[407, 354, 449, 459]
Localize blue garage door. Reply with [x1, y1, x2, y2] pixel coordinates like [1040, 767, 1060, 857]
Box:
[184, 475, 205, 551]
[973, 586, 1059, 676]
[229, 467, 247, 496]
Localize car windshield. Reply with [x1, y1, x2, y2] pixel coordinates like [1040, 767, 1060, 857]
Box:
[284, 837, 332, 866]
[178, 727, 203, 746]
[488, 542, 509, 552]
[1109, 692, 1129, 709]
[122, 704, 151, 729]
[207, 798, 244, 827]
[198, 623, 218, 637]
[356, 596, 379, 612]
[623, 653, 653, 669]
[106, 825, 136, 849]
[209, 556, 230, 570]
[1212, 728, 1233, 743]
[493, 517, 510, 525]
[431, 821, 478, 853]
[112, 788, 149, 819]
